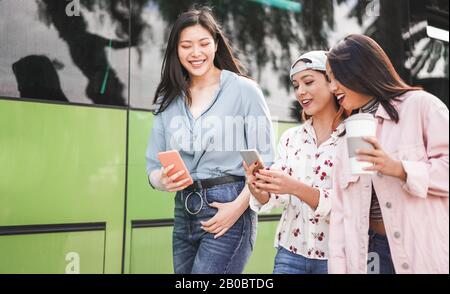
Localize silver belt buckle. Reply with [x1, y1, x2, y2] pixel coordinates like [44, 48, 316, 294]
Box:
[184, 191, 203, 215]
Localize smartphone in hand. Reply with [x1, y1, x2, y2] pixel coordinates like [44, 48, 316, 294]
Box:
[240, 149, 265, 172]
[157, 150, 193, 186]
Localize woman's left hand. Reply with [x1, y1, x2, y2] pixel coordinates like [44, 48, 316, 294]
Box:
[200, 201, 245, 239]
[357, 137, 407, 180]
[253, 169, 299, 195]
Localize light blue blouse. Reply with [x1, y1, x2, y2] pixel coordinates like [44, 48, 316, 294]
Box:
[146, 70, 276, 181]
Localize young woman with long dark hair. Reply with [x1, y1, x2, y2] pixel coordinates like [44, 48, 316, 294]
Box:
[326, 34, 449, 274]
[145, 7, 275, 274]
[245, 51, 345, 274]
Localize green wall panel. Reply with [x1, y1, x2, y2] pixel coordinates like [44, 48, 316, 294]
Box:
[0, 99, 126, 273]
[129, 227, 173, 274]
[0, 231, 105, 274]
[124, 111, 175, 273]
[244, 221, 279, 274]
[127, 111, 175, 221]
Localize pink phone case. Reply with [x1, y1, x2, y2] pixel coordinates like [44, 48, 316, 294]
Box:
[157, 150, 193, 186]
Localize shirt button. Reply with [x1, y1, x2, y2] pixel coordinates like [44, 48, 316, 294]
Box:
[394, 231, 401, 238]
[386, 202, 392, 209]
[402, 263, 409, 270]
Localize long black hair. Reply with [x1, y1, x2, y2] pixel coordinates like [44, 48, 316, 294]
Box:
[327, 34, 421, 123]
[153, 7, 247, 114]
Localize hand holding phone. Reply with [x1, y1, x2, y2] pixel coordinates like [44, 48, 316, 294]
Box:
[241, 149, 270, 204]
[157, 150, 193, 192]
[240, 149, 265, 172]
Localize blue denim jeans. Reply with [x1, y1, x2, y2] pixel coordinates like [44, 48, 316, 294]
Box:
[367, 230, 396, 274]
[273, 246, 328, 274]
[173, 181, 257, 274]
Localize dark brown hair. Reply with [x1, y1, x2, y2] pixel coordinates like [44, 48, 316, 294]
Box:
[153, 7, 247, 114]
[327, 34, 421, 123]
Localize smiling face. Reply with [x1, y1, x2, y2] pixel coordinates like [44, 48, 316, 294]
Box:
[291, 63, 335, 117]
[326, 62, 373, 111]
[178, 24, 218, 79]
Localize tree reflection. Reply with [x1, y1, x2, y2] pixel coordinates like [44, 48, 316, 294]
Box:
[36, 0, 132, 105]
[334, 0, 450, 111]
[148, 0, 336, 87]
[31, 0, 448, 113]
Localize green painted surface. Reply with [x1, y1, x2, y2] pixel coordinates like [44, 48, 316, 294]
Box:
[0, 99, 126, 273]
[0, 231, 105, 274]
[124, 111, 176, 273]
[245, 221, 280, 273]
[127, 111, 175, 221]
[129, 227, 173, 274]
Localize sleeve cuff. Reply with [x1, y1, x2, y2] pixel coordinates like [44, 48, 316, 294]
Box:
[250, 193, 287, 213]
[149, 170, 166, 192]
[401, 161, 429, 198]
[249, 195, 265, 212]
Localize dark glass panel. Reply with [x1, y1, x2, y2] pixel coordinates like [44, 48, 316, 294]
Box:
[129, 0, 420, 121]
[408, 0, 449, 106]
[0, 0, 131, 106]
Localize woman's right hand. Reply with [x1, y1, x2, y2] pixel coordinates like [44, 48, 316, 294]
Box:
[159, 165, 192, 192]
[243, 161, 270, 205]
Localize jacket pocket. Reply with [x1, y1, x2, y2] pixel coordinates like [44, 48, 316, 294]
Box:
[339, 174, 360, 190]
[393, 143, 427, 161]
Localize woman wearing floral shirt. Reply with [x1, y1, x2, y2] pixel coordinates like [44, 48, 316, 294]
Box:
[244, 51, 345, 274]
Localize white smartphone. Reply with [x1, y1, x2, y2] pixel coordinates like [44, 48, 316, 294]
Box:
[240, 149, 265, 171]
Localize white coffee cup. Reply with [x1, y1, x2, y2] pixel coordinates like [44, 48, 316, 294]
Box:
[344, 113, 378, 175]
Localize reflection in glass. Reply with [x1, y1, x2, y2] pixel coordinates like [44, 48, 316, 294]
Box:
[0, 0, 130, 106]
[130, 0, 382, 121]
[0, 0, 447, 116]
[408, 0, 449, 106]
[12, 55, 68, 102]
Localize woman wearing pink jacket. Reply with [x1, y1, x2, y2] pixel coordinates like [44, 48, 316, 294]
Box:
[325, 34, 449, 274]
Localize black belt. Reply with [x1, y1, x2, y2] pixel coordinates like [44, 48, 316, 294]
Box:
[184, 175, 245, 192]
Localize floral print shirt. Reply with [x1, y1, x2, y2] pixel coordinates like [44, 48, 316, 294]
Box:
[250, 119, 345, 260]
